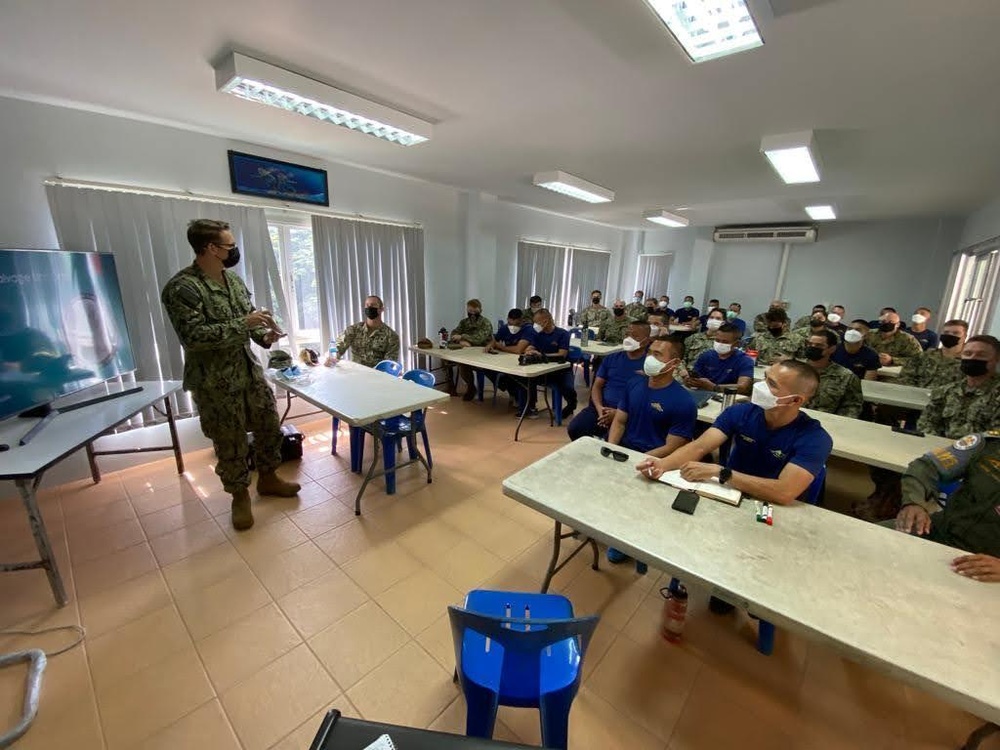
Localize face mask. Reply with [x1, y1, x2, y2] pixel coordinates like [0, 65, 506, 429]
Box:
[220, 245, 241, 268]
[658, 301, 669, 309]
[706, 318, 723, 331]
[844, 329, 864, 344]
[713, 341, 732, 355]
[622, 336, 641, 353]
[751, 379, 781, 410]
[940, 333, 961, 349]
[878, 321, 896, 333]
[643, 355, 669, 377]
[684, 301, 693, 308]
[726, 310, 738, 319]
[613, 308, 625, 317]
[592, 297, 601, 305]
[507, 324, 521, 335]
[364, 306, 380, 320]
[811, 316, 825, 324]
[767, 326, 784, 337]
[827, 313, 842, 324]
[649, 324, 661, 337]
[467, 311, 481, 320]
[634, 296, 642, 303]
[912, 313, 928, 325]
[960, 359, 990, 377]
[804, 346, 825, 361]
[533, 322, 544, 333]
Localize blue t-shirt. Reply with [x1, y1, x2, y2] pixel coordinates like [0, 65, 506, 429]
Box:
[595, 351, 646, 409]
[532, 326, 570, 355]
[675, 306, 700, 324]
[495, 323, 531, 347]
[730, 317, 747, 337]
[620, 379, 697, 453]
[692, 349, 755, 385]
[712, 402, 832, 481]
[831, 344, 880, 379]
[910, 328, 939, 351]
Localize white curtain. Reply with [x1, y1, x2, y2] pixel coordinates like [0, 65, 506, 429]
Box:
[312, 216, 425, 370]
[516, 241, 610, 325]
[635, 253, 673, 299]
[45, 184, 286, 425]
[566, 248, 611, 317]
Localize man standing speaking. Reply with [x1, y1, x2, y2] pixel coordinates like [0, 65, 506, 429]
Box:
[161, 219, 299, 531]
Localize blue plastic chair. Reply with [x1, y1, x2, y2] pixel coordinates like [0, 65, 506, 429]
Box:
[567, 332, 595, 386]
[332, 360, 404, 457]
[374, 360, 403, 377]
[448, 590, 599, 750]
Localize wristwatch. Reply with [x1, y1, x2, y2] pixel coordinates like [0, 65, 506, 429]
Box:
[718, 467, 732, 485]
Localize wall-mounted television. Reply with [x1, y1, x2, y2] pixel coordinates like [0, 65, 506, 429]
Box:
[0, 249, 136, 422]
[228, 149, 330, 206]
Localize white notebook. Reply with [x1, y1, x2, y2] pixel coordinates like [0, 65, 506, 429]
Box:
[362, 735, 396, 750]
[659, 469, 743, 506]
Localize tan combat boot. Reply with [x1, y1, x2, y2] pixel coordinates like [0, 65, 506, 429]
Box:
[256, 471, 301, 497]
[231, 488, 254, 531]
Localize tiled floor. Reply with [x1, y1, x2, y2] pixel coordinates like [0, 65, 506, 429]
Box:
[0, 388, 994, 749]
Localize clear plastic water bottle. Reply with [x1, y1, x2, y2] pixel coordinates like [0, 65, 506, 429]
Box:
[325, 341, 336, 367]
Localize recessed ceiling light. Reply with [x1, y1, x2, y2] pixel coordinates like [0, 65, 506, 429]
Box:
[805, 205, 836, 221]
[644, 209, 690, 227]
[532, 171, 615, 203]
[645, 0, 763, 63]
[760, 131, 821, 184]
[215, 52, 432, 146]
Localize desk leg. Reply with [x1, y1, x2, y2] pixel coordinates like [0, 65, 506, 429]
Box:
[540, 520, 600, 593]
[961, 723, 1000, 750]
[13, 477, 68, 607]
[164, 396, 185, 475]
[512, 377, 532, 442]
[85, 441, 102, 484]
[280, 390, 294, 424]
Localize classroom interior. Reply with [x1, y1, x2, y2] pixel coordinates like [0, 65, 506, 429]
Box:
[2, 1, 1000, 749]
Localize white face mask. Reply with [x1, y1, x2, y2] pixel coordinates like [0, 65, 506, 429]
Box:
[844, 329, 864, 344]
[621, 336, 641, 353]
[751, 379, 782, 410]
[713, 341, 732, 355]
[827, 313, 842, 324]
[649, 324, 661, 337]
[507, 324, 521, 335]
[634, 296, 642, 303]
[912, 313, 927, 325]
[706, 318, 723, 331]
[643, 355, 669, 377]
[658, 301, 669, 309]
[532, 323, 543, 333]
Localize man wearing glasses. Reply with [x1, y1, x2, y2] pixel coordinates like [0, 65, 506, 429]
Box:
[162, 219, 300, 532]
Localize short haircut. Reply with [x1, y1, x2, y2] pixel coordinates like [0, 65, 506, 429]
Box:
[187, 219, 229, 255]
[534, 307, 551, 318]
[717, 323, 739, 336]
[591, 289, 602, 296]
[916, 306, 932, 315]
[809, 328, 840, 348]
[707, 307, 726, 318]
[684, 295, 694, 301]
[812, 304, 827, 312]
[942, 318, 969, 332]
[365, 294, 384, 308]
[709, 299, 719, 305]
[659, 333, 686, 359]
[776, 359, 820, 397]
[629, 321, 651, 336]
[832, 304, 845, 310]
[466, 298, 482, 309]
[966, 334, 1000, 356]
[764, 309, 789, 325]
[507, 308, 523, 320]
[529, 295, 543, 305]
[850, 318, 869, 327]
[729, 302, 741, 310]
[881, 307, 897, 314]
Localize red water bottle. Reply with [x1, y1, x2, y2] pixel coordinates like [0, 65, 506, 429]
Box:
[660, 580, 688, 643]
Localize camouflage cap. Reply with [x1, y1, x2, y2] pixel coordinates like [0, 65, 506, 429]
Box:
[268, 350, 293, 369]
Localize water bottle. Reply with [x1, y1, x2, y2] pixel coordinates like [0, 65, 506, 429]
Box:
[568, 309, 576, 328]
[438, 327, 448, 348]
[325, 341, 336, 367]
[660, 580, 688, 643]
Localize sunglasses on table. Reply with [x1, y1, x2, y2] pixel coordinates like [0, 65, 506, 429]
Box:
[600, 446, 628, 462]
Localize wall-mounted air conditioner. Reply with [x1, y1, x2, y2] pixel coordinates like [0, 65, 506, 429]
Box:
[713, 225, 818, 244]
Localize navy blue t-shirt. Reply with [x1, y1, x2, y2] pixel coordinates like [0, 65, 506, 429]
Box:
[729, 317, 747, 337]
[595, 351, 646, 409]
[713, 402, 832, 481]
[531, 326, 570, 355]
[831, 344, 880, 379]
[674, 306, 701, 324]
[495, 323, 531, 347]
[910, 328, 939, 351]
[692, 349, 755, 385]
[620, 379, 697, 453]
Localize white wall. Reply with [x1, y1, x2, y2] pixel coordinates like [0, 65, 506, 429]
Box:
[960, 195, 1000, 249]
[708, 243, 784, 320]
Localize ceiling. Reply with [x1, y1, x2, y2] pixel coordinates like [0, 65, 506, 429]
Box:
[2, 0, 1000, 228]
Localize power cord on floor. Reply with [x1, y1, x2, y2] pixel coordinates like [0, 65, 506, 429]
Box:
[0, 624, 87, 749]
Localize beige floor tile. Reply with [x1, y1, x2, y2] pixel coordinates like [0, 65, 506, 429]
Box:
[900, 685, 986, 749]
[136, 698, 241, 750]
[221, 643, 340, 750]
[347, 641, 459, 728]
[225, 516, 309, 564]
[376, 567, 464, 636]
[67, 516, 145, 564]
[561, 563, 652, 631]
[365, 497, 426, 537]
[440, 500, 541, 560]
[139, 499, 211, 539]
[340, 541, 424, 596]
[288, 479, 336, 509]
[268, 698, 362, 750]
[277, 567, 369, 639]
[0, 645, 93, 734]
[62, 496, 136, 534]
[79, 569, 172, 638]
[162, 541, 248, 597]
[313, 518, 393, 565]
[174, 565, 273, 639]
[149, 516, 227, 567]
[88, 604, 192, 692]
[72, 540, 158, 598]
[130, 479, 201, 516]
[308, 600, 411, 690]
[395, 518, 465, 566]
[414, 611, 456, 672]
[59, 477, 129, 507]
[425, 537, 506, 591]
[251, 540, 336, 598]
[287, 498, 356, 538]
[97, 646, 215, 749]
[197, 602, 302, 691]
[429, 695, 521, 741]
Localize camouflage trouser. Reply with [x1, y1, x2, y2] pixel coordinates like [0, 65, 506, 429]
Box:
[193, 377, 282, 492]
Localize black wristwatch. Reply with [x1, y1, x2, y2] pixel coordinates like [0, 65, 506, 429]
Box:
[718, 467, 732, 485]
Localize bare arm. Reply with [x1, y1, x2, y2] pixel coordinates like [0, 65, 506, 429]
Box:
[734, 375, 753, 396]
[608, 408, 628, 446]
[863, 369, 878, 381]
[590, 376, 607, 410]
[648, 434, 689, 459]
[654, 427, 729, 471]
[726, 462, 816, 506]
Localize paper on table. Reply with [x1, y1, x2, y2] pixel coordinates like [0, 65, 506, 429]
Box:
[659, 469, 742, 506]
[362, 734, 396, 750]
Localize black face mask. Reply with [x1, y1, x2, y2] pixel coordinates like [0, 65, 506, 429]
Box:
[364, 306, 380, 320]
[878, 321, 896, 333]
[804, 346, 825, 361]
[592, 297, 601, 305]
[960, 359, 990, 377]
[767, 326, 784, 337]
[940, 334, 961, 349]
[221, 246, 240, 268]
[468, 311, 480, 320]
[613, 308, 625, 317]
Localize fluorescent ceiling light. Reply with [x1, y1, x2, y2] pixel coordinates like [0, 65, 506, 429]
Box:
[645, 0, 763, 63]
[805, 205, 836, 221]
[760, 131, 821, 184]
[644, 209, 690, 227]
[532, 171, 614, 204]
[215, 52, 432, 146]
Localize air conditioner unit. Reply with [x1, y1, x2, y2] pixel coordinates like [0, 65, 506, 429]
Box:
[713, 225, 818, 244]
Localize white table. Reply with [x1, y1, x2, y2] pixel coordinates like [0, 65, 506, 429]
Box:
[569, 337, 623, 356]
[502, 437, 1000, 727]
[752, 365, 930, 410]
[0, 380, 184, 605]
[409, 346, 570, 441]
[266, 362, 448, 513]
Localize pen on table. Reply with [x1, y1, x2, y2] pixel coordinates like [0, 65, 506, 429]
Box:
[647, 467, 654, 478]
[766, 504, 773, 526]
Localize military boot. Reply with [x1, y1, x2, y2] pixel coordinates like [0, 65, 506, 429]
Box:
[256, 471, 301, 497]
[231, 488, 254, 531]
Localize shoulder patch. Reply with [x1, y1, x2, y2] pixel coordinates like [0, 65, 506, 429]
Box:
[987, 430, 1000, 439]
[953, 434, 980, 451]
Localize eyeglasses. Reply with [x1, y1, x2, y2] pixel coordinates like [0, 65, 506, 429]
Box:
[600, 446, 628, 462]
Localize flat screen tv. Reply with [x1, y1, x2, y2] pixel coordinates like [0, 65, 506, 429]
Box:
[0, 249, 136, 422]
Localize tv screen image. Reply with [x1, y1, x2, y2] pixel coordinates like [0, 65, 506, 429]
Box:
[0, 249, 136, 422]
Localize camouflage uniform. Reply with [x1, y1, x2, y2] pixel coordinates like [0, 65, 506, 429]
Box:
[793, 315, 815, 330]
[336, 321, 401, 367]
[578, 305, 612, 329]
[865, 330, 922, 367]
[808, 362, 864, 419]
[598, 315, 634, 344]
[918, 375, 1000, 439]
[451, 315, 494, 346]
[683, 332, 714, 369]
[624, 302, 647, 322]
[748, 330, 802, 364]
[161, 264, 282, 493]
[752, 312, 772, 333]
[897, 349, 962, 388]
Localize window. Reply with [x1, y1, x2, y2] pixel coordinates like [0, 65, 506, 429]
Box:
[268, 223, 321, 351]
[515, 241, 611, 326]
[943, 244, 1000, 334]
